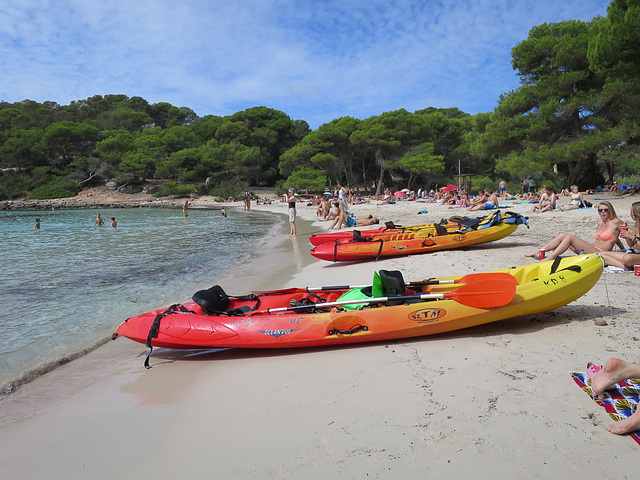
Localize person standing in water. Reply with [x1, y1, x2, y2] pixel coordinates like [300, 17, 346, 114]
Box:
[110, 217, 117, 228]
[34, 218, 40, 229]
[183, 200, 189, 217]
[221, 208, 227, 217]
[95, 213, 105, 226]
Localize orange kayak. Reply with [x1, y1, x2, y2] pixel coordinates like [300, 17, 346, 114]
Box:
[114, 255, 602, 361]
[309, 221, 459, 246]
[310, 211, 527, 262]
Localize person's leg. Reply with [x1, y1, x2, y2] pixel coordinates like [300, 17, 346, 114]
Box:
[621, 253, 640, 270]
[546, 234, 594, 259]
[600, 251, 628, 269]
[592, 358, 640, 399]
[526, 233, 569, 257]
[591, 358, 640, 435]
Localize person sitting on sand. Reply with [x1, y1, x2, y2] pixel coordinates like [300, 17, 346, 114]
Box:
[319, 202, 340, 222]
[558, 185, 585, 212]
[317, 196, 330, 219]
[329, 203, 380, 229]
[328, 199, 349, 229]
[589, 358, 640, 435]
[355, 215, 380, 226]
[531, 186, 556, 212]
[469, 190, 487, 209]
[470, 190, 498, 211]
[457, 191, 472, 207]
[526, 201, 624, 260]
[599, 201, 640, 270]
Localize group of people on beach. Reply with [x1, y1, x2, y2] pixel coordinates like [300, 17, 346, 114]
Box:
[527, 198, 640, 435]
[312, 183, 379, 230]
[528, 200, 640, 270]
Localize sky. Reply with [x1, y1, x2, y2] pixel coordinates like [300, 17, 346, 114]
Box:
[0, 0, 611, 129]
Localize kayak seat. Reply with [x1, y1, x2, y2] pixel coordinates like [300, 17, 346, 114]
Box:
[378, 270, 407, 306]
[434, 223, 448, 236]
[353, 230, 370, 242]
[193, 285, 229, 314]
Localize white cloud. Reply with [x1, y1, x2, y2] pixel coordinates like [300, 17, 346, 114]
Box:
[0, 0, 611, 127]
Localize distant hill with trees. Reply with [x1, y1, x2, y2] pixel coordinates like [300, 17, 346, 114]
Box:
[1, 0, 638, 200]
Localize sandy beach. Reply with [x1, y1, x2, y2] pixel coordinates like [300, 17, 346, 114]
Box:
[1, 190, 639, 479]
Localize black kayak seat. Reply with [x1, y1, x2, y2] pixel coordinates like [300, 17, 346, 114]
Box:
[377, 270, 407, 305]
[192, 285, 230, 314]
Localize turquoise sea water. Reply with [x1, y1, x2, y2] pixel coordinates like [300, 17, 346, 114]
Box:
[0, 207, 290, 397]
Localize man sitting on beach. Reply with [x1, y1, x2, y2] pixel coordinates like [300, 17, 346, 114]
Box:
[531, 186, 556, 212]
[469, 190, 498, 211]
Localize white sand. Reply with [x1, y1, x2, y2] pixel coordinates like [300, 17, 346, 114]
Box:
[1, 193, 639, 479]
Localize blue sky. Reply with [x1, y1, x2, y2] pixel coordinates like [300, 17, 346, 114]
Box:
[0, 0, 610, 129]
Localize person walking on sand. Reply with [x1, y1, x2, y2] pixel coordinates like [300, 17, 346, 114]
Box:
[110, 217, 117, 228]
[286, 189, 297, 237]
[95, 213, 104, 226]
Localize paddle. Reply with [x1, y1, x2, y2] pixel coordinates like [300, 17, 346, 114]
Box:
[250, 278, 517, 314]
[252, 272, 514, 295]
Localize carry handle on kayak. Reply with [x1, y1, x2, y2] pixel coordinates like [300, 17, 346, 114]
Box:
[249, 278, 517, 315]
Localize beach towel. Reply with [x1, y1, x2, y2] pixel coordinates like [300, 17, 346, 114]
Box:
[570, 371, 640, 445]
[603, 266, 631, 274]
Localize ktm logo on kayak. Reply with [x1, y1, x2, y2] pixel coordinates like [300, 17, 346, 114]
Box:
[408, 308, 446, 323]
[453, 235, 466, 242]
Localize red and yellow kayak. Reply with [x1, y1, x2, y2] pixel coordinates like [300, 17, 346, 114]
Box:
[114, 254, 602, 355]
[310, 212, 527, 262]
[309, 221, 459, 246]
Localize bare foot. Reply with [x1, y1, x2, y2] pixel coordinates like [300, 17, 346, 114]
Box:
[591, 358, 630, 400]
[608, 409, 640, 435]
[525, 250, 544, 259]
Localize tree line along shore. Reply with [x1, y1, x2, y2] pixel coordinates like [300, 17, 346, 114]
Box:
[1, 0, 638, 204]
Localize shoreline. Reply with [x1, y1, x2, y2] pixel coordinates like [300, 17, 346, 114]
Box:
[2, 191, 640, 477]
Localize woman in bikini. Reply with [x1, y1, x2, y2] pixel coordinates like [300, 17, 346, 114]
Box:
[558, 185, 585, 211]
[526, 201, 624, 260]
[600, 201, 640, 270]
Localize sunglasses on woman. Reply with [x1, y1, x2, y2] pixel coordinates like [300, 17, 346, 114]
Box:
[598, 208, 609, 212]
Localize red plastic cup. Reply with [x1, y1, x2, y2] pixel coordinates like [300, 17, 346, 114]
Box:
[538, 249, 546, 260]
[620, 226, 629, 232]
[635, 265, 640, 277]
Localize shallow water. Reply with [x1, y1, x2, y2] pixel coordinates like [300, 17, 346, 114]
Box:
[0, 207, 289, 397]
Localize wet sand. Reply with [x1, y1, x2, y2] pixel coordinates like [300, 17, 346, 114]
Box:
[1, 192, 639, 478]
